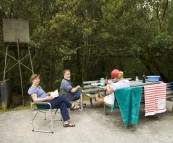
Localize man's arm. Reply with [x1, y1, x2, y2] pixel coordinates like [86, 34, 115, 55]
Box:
[71, 85, 80, 93]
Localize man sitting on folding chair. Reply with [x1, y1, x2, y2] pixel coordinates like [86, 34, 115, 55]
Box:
[28, 74, 77, 127]
[60, 69, 86, 109]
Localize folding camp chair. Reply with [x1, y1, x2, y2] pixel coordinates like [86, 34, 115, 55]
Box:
[30, 97, 62, 133]
[60, 87, 83, 114]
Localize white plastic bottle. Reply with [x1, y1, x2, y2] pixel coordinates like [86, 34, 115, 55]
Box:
[136, 76, 139, 82]
[100, 78, 105, 87]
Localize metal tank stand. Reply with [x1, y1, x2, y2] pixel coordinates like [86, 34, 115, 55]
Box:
[3, 41, 34, 107]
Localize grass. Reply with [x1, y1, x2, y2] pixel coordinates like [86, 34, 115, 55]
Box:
[0, 94, 90, 113]
[0, 94, 31, 113]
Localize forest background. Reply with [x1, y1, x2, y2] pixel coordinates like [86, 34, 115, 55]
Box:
[0, 0, 173, 105]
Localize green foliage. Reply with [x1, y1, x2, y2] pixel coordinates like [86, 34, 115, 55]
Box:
[0, 0, 173, 102]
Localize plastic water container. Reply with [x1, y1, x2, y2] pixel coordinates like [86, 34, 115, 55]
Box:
[146, 76, 160, 82]
[100, 78, 105, 87]
[135, 76, 139, 82]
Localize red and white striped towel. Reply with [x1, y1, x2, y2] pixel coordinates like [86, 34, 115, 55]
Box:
[144, 83, 166, 116]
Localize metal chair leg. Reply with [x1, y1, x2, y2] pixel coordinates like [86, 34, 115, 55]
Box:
[80, 94, 83, 114]
[30, 103, 62, 133]
[49, 109, 53, 133]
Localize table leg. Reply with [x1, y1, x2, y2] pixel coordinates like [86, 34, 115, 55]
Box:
[170, 105, 173, 116]
[103, 90, 106, 96]
[104, 103, 108, 115]
[90, 98, 93, 107]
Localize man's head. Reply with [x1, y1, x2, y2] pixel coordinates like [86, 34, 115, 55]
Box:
[63, 69, 71, 80]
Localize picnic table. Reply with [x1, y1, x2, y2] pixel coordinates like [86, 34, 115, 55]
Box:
[82, 79, 173, 127]
[130, 81, 160, 86]
[93, 81, 161, 114]
[83, 79, 173, 108]
[99, 80, 160, 95]
[83, 78, 160, 106]
[83, 80, 160, 105]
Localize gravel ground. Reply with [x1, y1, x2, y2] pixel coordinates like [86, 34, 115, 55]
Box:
[0, 101, 173, 143]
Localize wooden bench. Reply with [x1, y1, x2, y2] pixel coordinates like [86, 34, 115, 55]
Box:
[166, 83, 173, 98]
[82, 80, 100, 107]
[166, 83, 173, 94]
